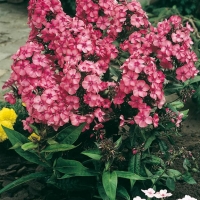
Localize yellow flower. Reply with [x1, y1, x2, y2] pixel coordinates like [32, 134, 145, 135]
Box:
[28, 133, 41, 142]
[0, 108, 17, 125]
[0, 120, 14, 142]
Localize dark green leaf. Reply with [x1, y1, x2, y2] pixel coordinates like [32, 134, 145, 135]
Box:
[102, 171, 117, 200]
[166, 177, 175, 191]
[166, 169, 182, 178]
[143, 135, 156, 150]
[41, 144, 76, 153]
[3, 127, 48, 167]
[97, 182, 109, 200]
[55, 158, 98, 176]
[117, 185, 130, 200]
[114, 136, 122, 149]
[182, 172, 197, 184]
[115, 171, 146, 180]
[0, 172, 50, 194]
[56, 123, 85, 144]
[81, 149, 101, 160]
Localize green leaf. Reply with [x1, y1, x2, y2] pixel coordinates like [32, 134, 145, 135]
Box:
[55, 158, 98, 176]
[164, 84, 184, 95]
[9, 142, 22, 149]
[21, 142, 38, 151]
[117, 185, 130, 200]
[169, 101, 184, 109]
[166, 177, 175, 191]
[115, 171, 146, 180]
[143, 155, 165, 167]
[47, 138, 58, 145]
[56, 123, 85, 144]
[183, 158, 191, 171]
[188, 76, 200, 84]
[97, 182, 109, 200]
[166, 169, 182, 178]
[102, 171, 117, 200]
[41, 144, 76, 153]
[0, 172, 50, 194]
[81, 149, 101, 160]
[114, 136, 122, 149]
[3, 127, 48, 167]
[182, 172, 197, 184]
[143, 135, 156, 151]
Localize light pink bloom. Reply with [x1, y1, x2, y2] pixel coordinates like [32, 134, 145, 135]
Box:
[133, 80, 149, 97]
[141, 188, 155, 198]
[154, 189, 172, 198]
[133, 196, 146, 200]
[178, 195, 197, 200]
[134, 111, 152, 128]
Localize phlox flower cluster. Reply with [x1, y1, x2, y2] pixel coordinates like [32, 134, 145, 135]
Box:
[3, 0, 198, 133]
[0, 108, 17, 142]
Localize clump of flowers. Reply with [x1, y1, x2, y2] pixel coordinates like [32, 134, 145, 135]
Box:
[0, 108, 17, 142]
[132, 188, 197, 200]
[2, 0, 198, 134]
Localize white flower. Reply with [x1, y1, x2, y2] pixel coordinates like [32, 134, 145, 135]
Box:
[177, 195, 197, 200]
[154, 189, 172, 198]
[141, 188, 155, 198]
[133, 196, 146, 200]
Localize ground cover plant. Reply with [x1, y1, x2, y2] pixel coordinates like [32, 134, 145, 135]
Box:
[0, 0, 200, 199]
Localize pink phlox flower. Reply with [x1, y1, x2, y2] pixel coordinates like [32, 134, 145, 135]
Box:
[119, 115, 125, 127]
[93, 123, 104, 131]
[113, 91, 126, 105]
[176, 65, 191, 82]
[141, 188, 155, 198]
[59, 107, 70, 123]
[129, 32, 142, 44]
[78, 60, 94, 72]
[157, 19, 171, 35]
[133, 80, 149, 97]
[152, 113, 159, 127]
[169, 15, 182, 28]
[65, 69, 81, 84]
[33, 96, 47, 112]
[150, 84, 162, 100]
[77, 38, 93, 53]
[172, 30, 186, 43]
[134, 110, 152, 128]
[127, 1, 142, 12]
[60, 79, 80, 95]
[122, 70, 138, 87]
[4, 93, 16, 104]
[96, 16, 110, 30]
[65, 95, 80, 111]
[12, 60, 30, 76]
[82, 75, 102, 93]
[83, 93, 103, 107]
[128, 96, 143, 109]
[25, 63, 43, 78]
[130, 14, 145, 28]
[64, 48, 81, 66]
[119, 80, 133, 94]
[41, 88, 58, 105]
[22, 117, 34, 133]
[94, 108, 105, 122]
[154, 189, 172, 198]
[70, 113, 86, 126]
[128, 59, 145, 73]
